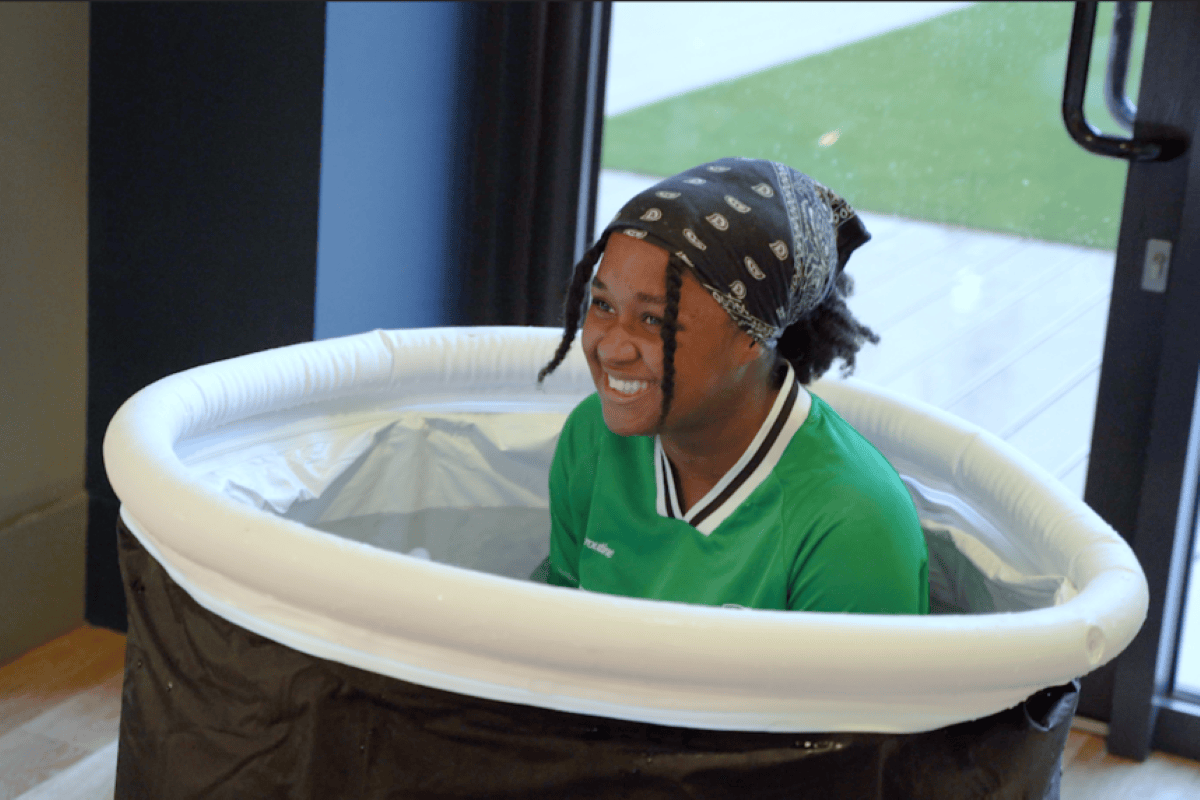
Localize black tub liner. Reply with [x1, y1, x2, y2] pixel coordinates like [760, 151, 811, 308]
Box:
[114, 519, 1079, 799]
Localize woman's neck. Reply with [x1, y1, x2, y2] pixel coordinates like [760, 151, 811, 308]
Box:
[660, 370, 805, 512]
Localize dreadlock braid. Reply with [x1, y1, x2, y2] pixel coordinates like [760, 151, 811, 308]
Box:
[537, 237, 608, 383]
[657, 256, 685, 427]
[775, 272, 879, 385]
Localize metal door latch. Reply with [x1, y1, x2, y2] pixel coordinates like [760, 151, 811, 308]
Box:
[1141, 239, 1172, 293]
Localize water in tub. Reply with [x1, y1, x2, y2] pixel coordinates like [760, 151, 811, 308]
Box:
[188, 408, 559, 581]
[186, 405, 1072, 612]
[312, 506, 550, 580]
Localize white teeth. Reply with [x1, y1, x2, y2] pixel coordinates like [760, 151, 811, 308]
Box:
[607, 373, 649, 395]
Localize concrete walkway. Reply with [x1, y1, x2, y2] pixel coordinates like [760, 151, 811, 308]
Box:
[605, 1, 972, 115]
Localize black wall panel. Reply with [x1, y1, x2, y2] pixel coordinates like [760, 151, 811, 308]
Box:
[86, 3, 327, 630]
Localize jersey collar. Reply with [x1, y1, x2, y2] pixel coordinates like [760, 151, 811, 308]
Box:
[654, 362, 804, 535]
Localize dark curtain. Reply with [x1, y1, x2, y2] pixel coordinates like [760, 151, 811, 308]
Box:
[455, 2, 611, 327]
[85, 3, 327, 630]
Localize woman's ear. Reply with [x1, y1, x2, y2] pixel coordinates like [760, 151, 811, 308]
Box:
[732, 332, 767, 368]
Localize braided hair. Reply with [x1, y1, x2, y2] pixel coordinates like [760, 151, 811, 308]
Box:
[657, 256, 685, 426]
[537, 237, 607, 383]
[537, 161, 879, 425]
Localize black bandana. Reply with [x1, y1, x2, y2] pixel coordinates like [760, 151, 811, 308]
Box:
[601, 158, 870, 345]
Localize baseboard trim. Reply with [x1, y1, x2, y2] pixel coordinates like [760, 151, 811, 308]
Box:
[0, 492, 87, 664]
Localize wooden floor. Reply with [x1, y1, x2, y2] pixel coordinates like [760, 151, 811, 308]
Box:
[2, 625, 1199, 799]
[0, 626, 123, 800]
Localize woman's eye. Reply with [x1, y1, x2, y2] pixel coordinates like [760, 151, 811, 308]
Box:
[643, 314, 662, 327]
[590, 298, 613, 313]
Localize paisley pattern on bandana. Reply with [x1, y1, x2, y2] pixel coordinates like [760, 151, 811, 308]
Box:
[601, 157, 870, 345]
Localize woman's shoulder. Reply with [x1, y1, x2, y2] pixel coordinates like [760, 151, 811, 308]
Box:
[778, 392, 915, 510]
[775, 394, 926, 593]
[786, 392, 888, 468]
[556, 393, 611, 460]
[562, 392, 604, 437]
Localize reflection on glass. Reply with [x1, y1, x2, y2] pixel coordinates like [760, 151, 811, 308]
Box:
[1174, 498, 1200, 697]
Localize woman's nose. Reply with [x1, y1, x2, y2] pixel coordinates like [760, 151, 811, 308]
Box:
[595, 320, 638, 363]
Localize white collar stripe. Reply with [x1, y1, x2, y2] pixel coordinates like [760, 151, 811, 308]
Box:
[694, 393, 806, 534]
[655, 440, 680, 519]
[665, 449, 680, 518]
[653, 364, 802, 536]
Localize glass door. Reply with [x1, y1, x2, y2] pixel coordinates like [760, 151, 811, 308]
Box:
[600, 1, 1140, 493]
[1177, 516, 1200, 697]
[1073, 0, 1200, 761]
[598, 0, 1200, 760]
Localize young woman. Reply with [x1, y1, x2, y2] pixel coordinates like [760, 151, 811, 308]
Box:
[537, 158, 928, 614]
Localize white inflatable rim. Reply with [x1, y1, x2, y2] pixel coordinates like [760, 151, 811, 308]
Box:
[103, 326, 1148, 733]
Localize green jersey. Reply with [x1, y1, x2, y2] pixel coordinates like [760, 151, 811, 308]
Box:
[546, 368, 929, 614]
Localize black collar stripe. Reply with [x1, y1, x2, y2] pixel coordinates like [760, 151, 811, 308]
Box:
[656, 442, 679, 519]
[665, 449, 681, 519]
[689, 379, 798, 528]
[668, 457, 685, 518]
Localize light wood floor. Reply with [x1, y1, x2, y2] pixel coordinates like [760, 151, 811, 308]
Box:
[0, 626, 123, 800]
[3, 625, 1199, 799]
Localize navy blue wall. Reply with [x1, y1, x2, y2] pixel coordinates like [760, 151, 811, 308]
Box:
[315, 2, 471, 339]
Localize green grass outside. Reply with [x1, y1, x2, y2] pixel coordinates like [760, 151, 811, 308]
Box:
[601, 2, 1149, 249]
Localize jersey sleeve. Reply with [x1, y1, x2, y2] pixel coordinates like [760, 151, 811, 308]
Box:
[786, 481, 929, 615]
[545, 395, 602, 589]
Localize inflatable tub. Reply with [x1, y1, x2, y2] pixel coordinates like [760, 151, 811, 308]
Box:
[103, 327, 1147, 798]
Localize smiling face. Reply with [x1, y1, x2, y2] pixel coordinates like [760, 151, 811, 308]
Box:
[581, 232, 764, 438]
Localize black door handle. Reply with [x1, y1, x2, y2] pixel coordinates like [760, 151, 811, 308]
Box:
[1063, 1, 1184, 162]
[1103, 1, 1137, 132]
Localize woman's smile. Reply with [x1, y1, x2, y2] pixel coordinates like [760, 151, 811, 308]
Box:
[605, 372, 652, 397]
[540, 159, 927, 619]
[594, 364, 660, 433]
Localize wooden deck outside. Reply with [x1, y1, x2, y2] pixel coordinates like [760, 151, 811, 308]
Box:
[845, 208, 1111, 498]
[837, 210, 1200, 695]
